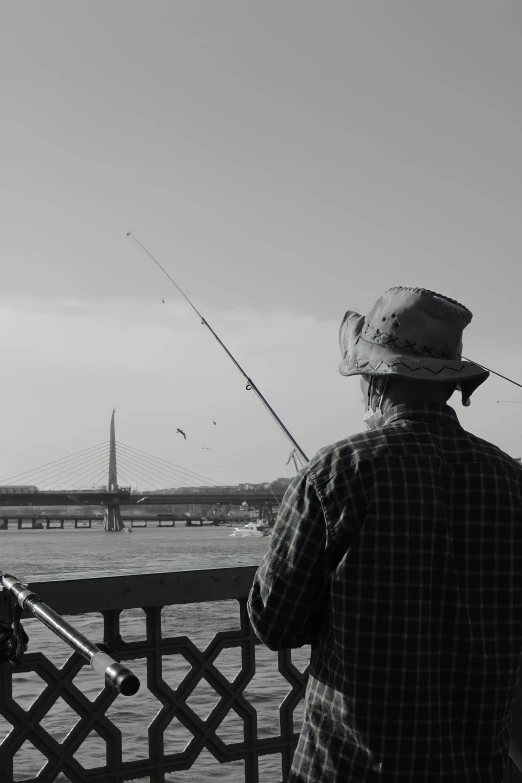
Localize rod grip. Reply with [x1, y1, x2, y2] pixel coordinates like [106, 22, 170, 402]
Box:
[90, 651, 140, 696]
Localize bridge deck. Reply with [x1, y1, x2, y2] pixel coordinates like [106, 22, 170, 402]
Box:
[0, 490, 285, 506]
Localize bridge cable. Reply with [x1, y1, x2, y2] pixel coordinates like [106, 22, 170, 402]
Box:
[35, 450, 110, 489]
[114, 454, 163, 491]
[20, 447, 110, 489]
[66, 462, 112, 491]
[115, 443, 215, 488]
[116, 441, 225, 486]
[115, 445, 198, 487]
[86, 465, 113, 491]
[115, 466, 142, 491]
[0, 442, 111, 485]
[49, 457, 108, 490]
[114, 456, 164, 491]
[116, 440, 227, 486]
[60, 458, 114, 490]
[0, 444, 110, 486]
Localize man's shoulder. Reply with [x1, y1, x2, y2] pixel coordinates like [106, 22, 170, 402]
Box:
[305, 427, 398, 482]
[463, 431, 522, 473]
[305, 424, 522, 486]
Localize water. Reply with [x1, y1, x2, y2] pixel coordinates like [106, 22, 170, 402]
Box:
[1, 526, 310, 782]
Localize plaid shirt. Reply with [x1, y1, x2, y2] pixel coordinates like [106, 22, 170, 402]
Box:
[247, 402, 522, 782]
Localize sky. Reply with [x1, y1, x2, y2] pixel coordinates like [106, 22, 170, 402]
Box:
[1, 2, 521, 488]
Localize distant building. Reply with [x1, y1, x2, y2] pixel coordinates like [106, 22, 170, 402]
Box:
[0, 485, 38, 494]
[130, 480, 293, 495]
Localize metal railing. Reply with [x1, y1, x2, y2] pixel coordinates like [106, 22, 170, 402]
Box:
[0, 567, 308, 782]
[0, 567, 521, 782]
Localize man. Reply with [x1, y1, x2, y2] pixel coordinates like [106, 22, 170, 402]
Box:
[247, 286, 522, 782]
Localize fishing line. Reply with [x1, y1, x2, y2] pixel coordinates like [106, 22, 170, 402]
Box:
[127, 233, 309, 464]
[461, 357, 522, 390]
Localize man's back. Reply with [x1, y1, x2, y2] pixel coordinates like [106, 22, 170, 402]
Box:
[249, 401, 522, 782]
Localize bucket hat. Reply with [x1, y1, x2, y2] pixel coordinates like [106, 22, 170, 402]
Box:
[339, 287, 489, 406]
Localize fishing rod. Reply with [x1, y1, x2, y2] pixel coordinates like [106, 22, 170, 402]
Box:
[0, 571, 140, 696]
[127, 233, 309, 466]
[461, 357, 522, 391]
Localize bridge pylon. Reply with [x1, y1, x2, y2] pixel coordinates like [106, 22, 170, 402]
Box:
[104, 409, 124, 533]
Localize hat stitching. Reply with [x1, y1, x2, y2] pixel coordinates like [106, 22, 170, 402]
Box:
[354, 358, 467, 374]
[359, 331, 456, 361]
[385, 287, 472, 322]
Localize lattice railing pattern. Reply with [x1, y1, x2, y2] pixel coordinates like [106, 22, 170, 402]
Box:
[0, 569, 309, 783]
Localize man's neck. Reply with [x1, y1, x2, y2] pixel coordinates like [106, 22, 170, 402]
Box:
[382, 396, 449, 412]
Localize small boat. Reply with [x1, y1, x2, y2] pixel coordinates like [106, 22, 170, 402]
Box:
[230, 521, 272, 538]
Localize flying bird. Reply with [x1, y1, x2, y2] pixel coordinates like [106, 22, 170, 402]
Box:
[126, 231, 134, 236]
[176, 428, 187, 440]
[201, 447, 212, 450]
[137, 497, 148, 504]
[213, 421, 217, 425]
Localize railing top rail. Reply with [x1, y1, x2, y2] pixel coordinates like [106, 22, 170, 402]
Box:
[0, 566, 259, 620]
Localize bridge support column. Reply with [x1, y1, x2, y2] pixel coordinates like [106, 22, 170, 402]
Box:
[104, 499, 124, 532]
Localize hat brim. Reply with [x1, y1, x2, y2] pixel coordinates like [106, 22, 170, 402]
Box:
[339, 310, 489, 402]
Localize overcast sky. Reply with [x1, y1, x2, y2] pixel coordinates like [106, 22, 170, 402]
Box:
[1, 2, 521, 488]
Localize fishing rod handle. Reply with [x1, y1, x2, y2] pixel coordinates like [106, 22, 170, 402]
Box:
[90, 651, 141, 697]
[1, 575, 36, 609]
[28, 600, 141, 696]
[1, 574, 140, 696]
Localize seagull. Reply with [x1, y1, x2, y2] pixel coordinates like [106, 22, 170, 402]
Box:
[137, 497, 148, 504]
[201, 447, 212, 450]
[126, 231, 134, 236]
[213, 421, 217, 425]
[176, 428, 187, 440]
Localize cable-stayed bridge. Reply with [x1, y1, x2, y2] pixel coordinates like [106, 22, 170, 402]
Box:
[0, 412, 289, 529]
